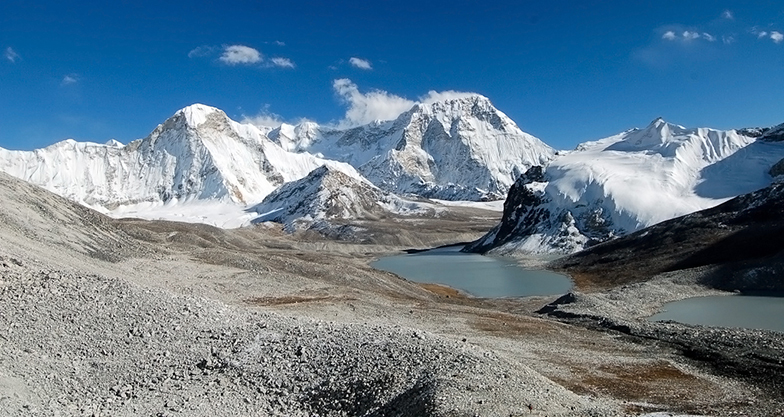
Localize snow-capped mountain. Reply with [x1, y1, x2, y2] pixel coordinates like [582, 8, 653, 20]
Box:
[466, 118, 784, 254]
[1, 98, 545, 228]
[268, 95, 555, 200]
[0, 104, 355, 227]
[252, 165, 432, 232]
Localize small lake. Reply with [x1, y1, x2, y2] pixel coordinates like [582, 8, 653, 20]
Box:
[649, 295, 784, 333]
[372, 246, 572, 298]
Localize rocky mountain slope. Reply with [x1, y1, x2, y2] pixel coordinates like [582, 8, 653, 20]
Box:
[251, 165, 433, 231]
[549, 180, 784, 291]
[0, 170, 623, 417]
[0, 104, 354, 227]
[269, 95, 555, 200]
[0, 97, 550, 227]
[1, 158, 780, 416]
[467, 118, 784, 254]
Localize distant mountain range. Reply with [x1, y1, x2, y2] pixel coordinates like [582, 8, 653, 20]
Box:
[0, 98, 782, 253]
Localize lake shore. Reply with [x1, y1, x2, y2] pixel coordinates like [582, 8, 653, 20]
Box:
[1, 175, 781, 416]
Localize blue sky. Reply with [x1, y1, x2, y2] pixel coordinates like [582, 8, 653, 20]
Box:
[1, 0, 783, 151]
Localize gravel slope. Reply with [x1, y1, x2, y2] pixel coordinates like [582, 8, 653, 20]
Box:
[0, 172, 619, 416]
[2, 171, 778, 415]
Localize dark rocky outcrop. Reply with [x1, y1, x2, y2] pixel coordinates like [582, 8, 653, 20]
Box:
[759, 123, 784, 142]
[463, 166, 549, 253]
[551, 182, 784, 291]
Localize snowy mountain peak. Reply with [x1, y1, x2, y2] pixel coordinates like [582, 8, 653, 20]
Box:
[468, 119, 784, 255]
[270, 122, 323, 152]
[252, 164, 431, 231]
[174, 103, 226, 129]
[411, 94, 498, 120]
[604, 118, 754, 163]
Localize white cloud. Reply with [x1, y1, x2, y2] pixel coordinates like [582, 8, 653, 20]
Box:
[332, 78, 414, 127]
[61, 75, 77, 85]
[188, 45, 216, 58]
[271, 57, 295, 68]
[722, 10, 733, 20]
[702, 33, 716, 42]
[348, 57, 372, 70]
[274, 40, 285, 46]
[332, 80, 483, 127]
[662, 31, 677, 41]
[242, 108, 284, 128]
[5, 47, 20, 63]
[220, 45, 262, 65]
[751, 28, 783, 43]
[682, 31, 701, 40]
[420, 90, 479, 104]
[722, 35, 735, 45]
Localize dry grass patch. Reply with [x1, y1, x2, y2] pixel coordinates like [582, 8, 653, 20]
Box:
[553, 361, 729, 413]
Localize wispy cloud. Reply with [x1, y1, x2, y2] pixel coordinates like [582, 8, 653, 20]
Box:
[751, 28, 783, 43]
[332, 79, 413, 127]
[242, 106, 284, 128]
[220, 45, 262, 65]
[722, 35, 735, 45]
[274, 40, 285, 46]
[270, 57, 295, 68]
[332, 80, 483, 128]
[722, 10, 733, 20]
[661, 29, 715, 43]
[636, 26, 726, 67]
[5, 47, 20, 63]
[349, 57, 372, 70]
[188, 45, 217, 58]
[752, 28, 769, 38]
[61, 75, 78, 85]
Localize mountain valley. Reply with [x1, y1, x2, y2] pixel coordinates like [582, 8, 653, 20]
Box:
[1, 98, 783, 415]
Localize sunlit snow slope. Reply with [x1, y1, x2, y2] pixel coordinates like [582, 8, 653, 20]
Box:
[0, 104, 354, 227]
[269, 95, 555, 200]
[252, 165, 432, 231]
[467, 118, 784, 254]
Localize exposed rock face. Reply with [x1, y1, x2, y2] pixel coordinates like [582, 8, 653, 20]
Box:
[467, 118, 784, 254]
[0, 104, 340, 208]
[463, 166, 550, 253]
[759, 123, 784, 142]
[769, 158, 784, 178]
[251, 165, 430, 232]
[270, 95, 555, 200]
[550, 182, 784, 292]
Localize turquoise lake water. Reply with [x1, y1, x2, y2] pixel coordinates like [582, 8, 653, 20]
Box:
[372, 246, 572, 298]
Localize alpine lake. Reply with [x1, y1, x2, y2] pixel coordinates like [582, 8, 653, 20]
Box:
[372, 245, 572, 298]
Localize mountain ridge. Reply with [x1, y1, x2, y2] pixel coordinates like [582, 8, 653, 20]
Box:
[466, 118, 784, 254]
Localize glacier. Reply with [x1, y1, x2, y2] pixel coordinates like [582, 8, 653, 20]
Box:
[268, 95, 555, 200]
[0, 96, 551, 227]
[466, 118, 784, 254]
[1, 99, 782, 251]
